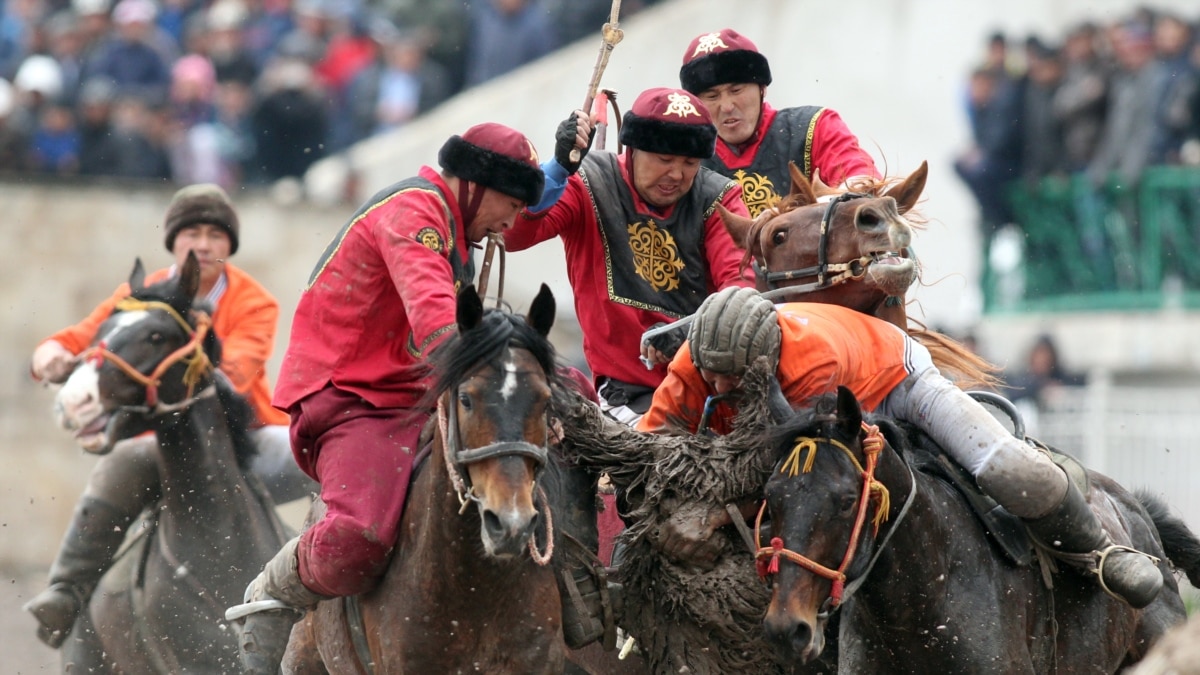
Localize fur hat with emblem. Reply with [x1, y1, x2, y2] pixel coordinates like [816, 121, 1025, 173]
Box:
[163, 183, 241, 254]
[679, 28, 773, 95]
[438, 123, 545, 205]
[619, 87, 717, 159]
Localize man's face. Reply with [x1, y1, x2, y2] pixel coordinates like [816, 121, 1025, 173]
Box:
[172, 223, 231, 288]
[466, 187, 525, 242]
[699, 368, 742, 395]
[696, 83, 763, 145]
[630, 150, 701, 209]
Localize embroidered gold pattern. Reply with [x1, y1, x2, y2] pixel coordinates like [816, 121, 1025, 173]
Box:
[692, 32, 729, 56]
[627, 219, 685, 291]
[733, 169, 779, 218]
[416, 227, 444, 253]
[664, 92, 701, 119]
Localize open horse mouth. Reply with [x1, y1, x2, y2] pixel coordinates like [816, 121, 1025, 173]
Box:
[72, 413, 112, 453]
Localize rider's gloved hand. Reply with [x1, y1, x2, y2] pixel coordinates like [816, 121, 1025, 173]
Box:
[644, 322, 686, 359]
[554, 110, 596, 175]
[32, 340, 77, 384]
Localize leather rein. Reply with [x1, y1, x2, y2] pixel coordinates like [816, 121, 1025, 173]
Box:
[752, 191, 873, 294]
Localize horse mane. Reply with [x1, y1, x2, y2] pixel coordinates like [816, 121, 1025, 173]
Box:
[425, 307, 563, 403]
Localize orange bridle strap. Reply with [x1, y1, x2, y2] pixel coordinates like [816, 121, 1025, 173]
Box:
[755, 422, 889, 608]
[81, 299, 214, 408]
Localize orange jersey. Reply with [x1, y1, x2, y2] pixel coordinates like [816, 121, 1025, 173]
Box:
[41, 263, 288, 427]
[639, 303, 913, 435]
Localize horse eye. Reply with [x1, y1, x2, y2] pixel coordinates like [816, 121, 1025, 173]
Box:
[457, 391, 472, 410]
[771, 229, 787, 246]
[839, 495, 857, 514]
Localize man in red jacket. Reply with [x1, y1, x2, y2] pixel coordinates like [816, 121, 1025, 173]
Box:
[24, 183, 316, 648]
[506, 87, 754, 426]
[227, 119, 594, 673]
[679, 29, 880, 217]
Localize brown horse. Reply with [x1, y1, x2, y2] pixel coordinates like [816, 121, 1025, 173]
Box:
[52, 254, 288, 672]
[282, 285, 624, 674]
[721, 162, 997, 388]
[756, 386, 1200, 673]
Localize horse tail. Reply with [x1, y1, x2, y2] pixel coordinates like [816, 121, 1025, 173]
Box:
[1138, 490, 1200, 587]
[908, 327, 1004, 391]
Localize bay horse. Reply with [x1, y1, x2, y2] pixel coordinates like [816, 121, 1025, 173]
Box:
[283, 284, 621, 674]
[756, 386, 1200, 673]
[721, 162, 997, 388]
[52, 253, 288, 672]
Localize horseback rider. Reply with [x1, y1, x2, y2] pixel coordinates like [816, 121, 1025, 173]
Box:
[226, 118, 595, 673]
[679, 28, 881, 216]
[24, 184, 318, 648]
[505, 87, 754, 426]
[639, 287, 1165, 610]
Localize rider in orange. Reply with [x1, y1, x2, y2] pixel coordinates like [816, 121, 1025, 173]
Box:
[24, 184, 316, 648]
[679, 28, 880, 217]
[640, 287, 1165, 610]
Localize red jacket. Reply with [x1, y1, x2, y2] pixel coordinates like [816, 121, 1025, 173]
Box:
[274, 167, 468, 411]
[638, 302, 912, 435]
[505, 152, 753, 390]
[41, 263, 289, 427]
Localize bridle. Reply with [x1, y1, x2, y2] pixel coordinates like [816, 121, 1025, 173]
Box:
[754, 422, 916, 615]
[80, 298, 216, 415]
[751, 191, 873, 293]
[435, 356, 554, 565]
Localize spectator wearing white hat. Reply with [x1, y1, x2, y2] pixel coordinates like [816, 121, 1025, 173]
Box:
[80, 0, 172, 103]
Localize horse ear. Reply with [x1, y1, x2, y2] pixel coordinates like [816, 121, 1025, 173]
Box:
[809, 168, 841, 199]
[526, 284, 555, 338]
[787, 162, 818, 206]
[718, 203, 756, 253]
[835, 386, 863, 435]
[456, 284, 484, 332]
[883, 161, 928, 214]
[129, 258, 146, 290]
[178, 252, 201, 299]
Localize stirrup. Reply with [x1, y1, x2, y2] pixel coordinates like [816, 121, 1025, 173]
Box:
[226, 598, 292, 622]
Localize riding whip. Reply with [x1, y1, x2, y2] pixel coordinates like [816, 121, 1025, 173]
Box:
[569, 0, 624, 164]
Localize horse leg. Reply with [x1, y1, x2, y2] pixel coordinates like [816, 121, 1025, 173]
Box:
[281, 614, 330, 675]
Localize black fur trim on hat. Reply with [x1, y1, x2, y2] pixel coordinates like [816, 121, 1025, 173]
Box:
[438, 136, 545, 205]
[619, 113, 718, 159]
[679, 49, 772, 94]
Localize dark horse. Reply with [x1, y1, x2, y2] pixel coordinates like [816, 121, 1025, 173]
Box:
[720, 161, 996, 388]
[757, 386, 1200, 672]
[51, 253, 288, 672]
[282, 284, 620, 674]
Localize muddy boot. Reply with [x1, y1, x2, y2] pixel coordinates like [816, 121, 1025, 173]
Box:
[24, 497, 131, 648]
[226, 537, 327, 675]
[1024, 481, 1164, 609]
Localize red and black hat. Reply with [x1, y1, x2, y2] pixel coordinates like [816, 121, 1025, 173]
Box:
[438, 123, 544, 205]
[619, 87, 717, 159]
[679, 28, 773, 95]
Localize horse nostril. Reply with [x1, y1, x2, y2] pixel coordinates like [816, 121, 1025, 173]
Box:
[857, 209, 884, 231]
[483, 510, 505, 538]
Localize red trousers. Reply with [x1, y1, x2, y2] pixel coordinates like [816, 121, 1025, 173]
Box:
[289, 385, 427, 597]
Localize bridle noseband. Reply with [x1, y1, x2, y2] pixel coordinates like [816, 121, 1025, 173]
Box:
[81, 298, 216, 414]
[753, 191, 873, 293]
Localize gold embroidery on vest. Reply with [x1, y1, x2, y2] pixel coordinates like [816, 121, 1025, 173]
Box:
[733, 169, 779, 218]
[627, 219, 685, 291]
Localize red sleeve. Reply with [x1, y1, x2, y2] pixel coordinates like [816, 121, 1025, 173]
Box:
[374, 192, 461, 356]
[810, 109, 880, 185]
[704, 186, 757, 291]
[504, 175, 585, 252]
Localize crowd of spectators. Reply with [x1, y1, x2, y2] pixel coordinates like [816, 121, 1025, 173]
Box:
[954, 8, 1200, 241]
[0, 0, 658, 189]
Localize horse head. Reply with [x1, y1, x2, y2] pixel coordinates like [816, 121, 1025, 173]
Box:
[758, 387, 889, 664]
[433, 284, 558, 560]
[720, 161, 927, 323]
[54, 253, 220, 454]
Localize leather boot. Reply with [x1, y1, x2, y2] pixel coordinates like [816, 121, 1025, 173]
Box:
[24, 496, 131, 648]
[226, 537, 327, 675]
[1024, 480, 1164, 609]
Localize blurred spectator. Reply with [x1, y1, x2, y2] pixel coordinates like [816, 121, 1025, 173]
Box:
[1, 0, 44, 80]
[1019, 40, 1066, 182]
[378, 0, 466, 93]
[105, 93, 172, 178]
[345, 23, 447, 145]
[82, 0, 173, 103]
[464, 0, 556, 87]
[76, 76, 116, 175]
[29, 100, 79, 173]
[1151, 12, 1196, 165]
[954, 65, 1022, 239]
[1005, 333, 1085, 413]
[274, 0, 329, 65]
[73, 0, 114, 56]
[250, 56, 326, 181]
[43, 10, 87, 106]
[1087, 19, 1170, 186]
[0, 77, 28, 171]
[204, 0, 260, 84]
[1052, 22, 1109, 172]
[209, 78, 255, 184]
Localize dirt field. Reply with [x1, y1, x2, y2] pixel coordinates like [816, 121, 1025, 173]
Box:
[2, 565, 62, 673]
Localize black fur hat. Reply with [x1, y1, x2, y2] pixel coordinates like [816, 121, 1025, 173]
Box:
[619, 88, 717, 159]
[438, 123, 544, 205]
[679, 28, 773, 94]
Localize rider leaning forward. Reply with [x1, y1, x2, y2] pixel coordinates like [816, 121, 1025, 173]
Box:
[639, 287, 1165, 610]
[680, 28, 880, 215]
[226, 116, 594, 673]
[505, 87, 754, 426]
[25, 184, 317, 648]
